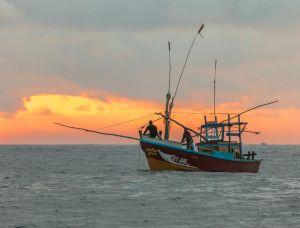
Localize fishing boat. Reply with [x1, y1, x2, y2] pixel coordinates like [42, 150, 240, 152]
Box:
[139, 115, 262, 172]
[55, 25, 277, 173]
[137, 25, 276, 173]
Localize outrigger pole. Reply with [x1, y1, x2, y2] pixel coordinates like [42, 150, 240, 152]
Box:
[194, 100, 279, 139]
[171, 24, 205, 105]
[54, 122, 139, 141]
[156, 112, 207, 141]
[157, 113, 197, 134]
[221, 100, 279, 123]
[165, 25, 205, 139]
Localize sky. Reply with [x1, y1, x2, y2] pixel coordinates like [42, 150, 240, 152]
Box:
[0, 0, 299, 144]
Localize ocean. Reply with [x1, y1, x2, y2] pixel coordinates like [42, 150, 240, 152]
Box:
[0, 145, 299, 228]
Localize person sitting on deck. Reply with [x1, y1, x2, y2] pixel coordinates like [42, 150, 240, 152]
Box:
[181, 128, 193, 150]
[143, 120, 161, 139]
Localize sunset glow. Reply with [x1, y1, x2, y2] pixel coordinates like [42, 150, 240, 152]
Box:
[1, 1, 299, 144]
[0, 93, 298, 144]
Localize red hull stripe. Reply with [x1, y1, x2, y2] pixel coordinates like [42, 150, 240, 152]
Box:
[140, 140, 261, 173]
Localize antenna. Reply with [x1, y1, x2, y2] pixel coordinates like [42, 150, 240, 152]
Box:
[214, 60, 217, 116]
[168, 41, 171, 93]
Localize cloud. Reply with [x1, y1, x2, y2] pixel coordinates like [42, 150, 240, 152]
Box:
[1, 0, 299, 128]
[1, 23, 299, 113]
[0, 92, 297, 144]
[21, 94, 160, 117]
[11, 0, 169, 30]
[0, 0, 20, 20]
[0, 72, 85, 112]
[1, 0, 300, 145]
[10, 0, 300, 30]
[0, 93, 162, 144]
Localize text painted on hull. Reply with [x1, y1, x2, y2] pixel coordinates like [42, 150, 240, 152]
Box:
[158, 151, 198, 169]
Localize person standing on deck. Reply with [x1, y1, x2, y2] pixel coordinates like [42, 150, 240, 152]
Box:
[143, 120, 161, 139]
[181, 128, 193, 150]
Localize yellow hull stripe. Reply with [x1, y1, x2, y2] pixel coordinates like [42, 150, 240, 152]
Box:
[146, 157, 199, 171]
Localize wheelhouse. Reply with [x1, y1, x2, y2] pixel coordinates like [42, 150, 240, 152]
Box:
[198, 114, 247, 159]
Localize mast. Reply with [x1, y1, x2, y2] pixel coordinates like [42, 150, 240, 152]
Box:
[214, 60, 217, 117]
[165, 25, 205, 140]
[164, 41, 172, 140]
[238, 114, 242, 158]
[228, 114, 231, 153]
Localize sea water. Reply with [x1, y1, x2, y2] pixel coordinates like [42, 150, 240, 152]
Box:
[0, 145, 299, 228]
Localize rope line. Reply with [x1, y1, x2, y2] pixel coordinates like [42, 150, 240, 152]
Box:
[138, 117, 163, 129]
[94, 113, 155, 130]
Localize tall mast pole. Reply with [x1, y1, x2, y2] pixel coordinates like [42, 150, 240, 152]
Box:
[214, 60, 217, 117]
[164, 41, 172, 140]
[168, 41, 171, 93]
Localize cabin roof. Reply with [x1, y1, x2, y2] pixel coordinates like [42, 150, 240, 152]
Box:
[201, 122, 247, 128]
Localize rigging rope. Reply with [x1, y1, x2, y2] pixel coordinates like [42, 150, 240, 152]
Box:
[138, 117, 163, 129]
[94, 113, 155, 130]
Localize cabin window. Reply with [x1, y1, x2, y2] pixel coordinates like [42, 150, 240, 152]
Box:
[203, 125, 224, 142]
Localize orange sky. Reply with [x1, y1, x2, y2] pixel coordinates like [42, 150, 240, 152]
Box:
[1, 1, 300, 144]
[0, 93, 298, 144]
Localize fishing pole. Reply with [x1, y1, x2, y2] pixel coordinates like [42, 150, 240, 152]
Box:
[54, 122, 139, 141]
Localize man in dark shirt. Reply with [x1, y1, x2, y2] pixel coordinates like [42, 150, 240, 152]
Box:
[143, 120, 161, 139]
[181, 128, 193, 150]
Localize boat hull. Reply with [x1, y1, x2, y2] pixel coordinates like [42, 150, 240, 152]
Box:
[140, 139, 261, 173]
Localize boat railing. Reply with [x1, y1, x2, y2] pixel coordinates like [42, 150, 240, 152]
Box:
[141, 134, 183, 146]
